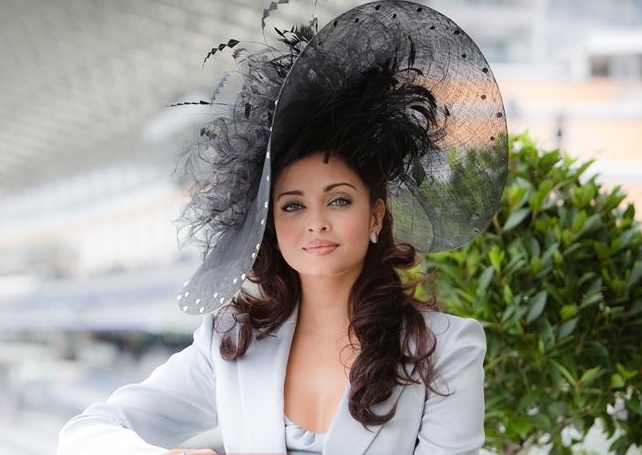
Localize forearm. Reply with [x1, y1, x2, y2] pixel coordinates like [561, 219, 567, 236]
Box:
[57, 413, 169, 455]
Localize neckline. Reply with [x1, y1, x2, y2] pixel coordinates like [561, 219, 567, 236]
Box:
[284, 415, 329, 435]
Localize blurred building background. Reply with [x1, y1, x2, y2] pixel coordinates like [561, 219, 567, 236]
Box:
[0, 0, 641, 454]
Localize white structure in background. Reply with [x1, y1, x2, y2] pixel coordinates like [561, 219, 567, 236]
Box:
[579, 32, 642, 80]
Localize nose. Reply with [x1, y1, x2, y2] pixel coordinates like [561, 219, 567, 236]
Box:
[307, 223, 329, 233]
[306, 207, 331, 233]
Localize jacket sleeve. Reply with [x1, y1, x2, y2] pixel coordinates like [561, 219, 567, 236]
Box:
[414, 316, 487, 455]
[56, 314, 218, 455]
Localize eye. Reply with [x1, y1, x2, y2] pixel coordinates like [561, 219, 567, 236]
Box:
[281, 201, 305, 212]
[330, 196, 352, 207]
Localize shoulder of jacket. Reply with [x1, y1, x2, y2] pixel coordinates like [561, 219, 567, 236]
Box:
[419, 310, 484, 346]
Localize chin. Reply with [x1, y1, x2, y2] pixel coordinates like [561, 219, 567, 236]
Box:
[295, 262, 365, 281]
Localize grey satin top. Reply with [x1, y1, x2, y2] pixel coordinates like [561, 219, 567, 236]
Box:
[285, 416, 326, 454]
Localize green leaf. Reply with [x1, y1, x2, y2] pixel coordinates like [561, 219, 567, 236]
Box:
[548, 401, 569, 417]
[540, 149, 562, 169]
[511, 415, 535, 438]
[572, 211, 587, 233]
[580, 291, 603, 309]
[476, 266, 494, 297]
[616, 363, 639, 381]
[560, 304, 578, 321]
[593, 240, 610, 260]
[529, 179, 554, 213]
[629, 260, 642, 288]
[578, 213, 603, 236]
[558, 317, 579, 339]
[529, 256, 544, 274]
[610, 373, 625, 389]
[579, 367, 603, 386]
[626, 397, 642, 416]
[552, 360, 577, 385]
[503, 207, 531, 231]
[488, 246, 505, 273]
[526, 290, 548, 324]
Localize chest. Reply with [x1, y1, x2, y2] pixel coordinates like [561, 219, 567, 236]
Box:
[284, 331, 357, 432]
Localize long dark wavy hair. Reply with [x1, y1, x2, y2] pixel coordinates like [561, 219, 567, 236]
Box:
[218, 158, 440, 426]
[216, 53, 444, 426]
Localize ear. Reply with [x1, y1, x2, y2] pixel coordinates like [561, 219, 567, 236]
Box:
[370, 198, 385, 233]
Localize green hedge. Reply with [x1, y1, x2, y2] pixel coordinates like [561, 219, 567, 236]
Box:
[424, 132, 642, 455]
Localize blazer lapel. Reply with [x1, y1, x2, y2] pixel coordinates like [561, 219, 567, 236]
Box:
[236, 308, 298, 453]
[323, 382, 406, 455]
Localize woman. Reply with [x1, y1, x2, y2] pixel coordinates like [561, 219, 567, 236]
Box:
[57, 1, 508, 454]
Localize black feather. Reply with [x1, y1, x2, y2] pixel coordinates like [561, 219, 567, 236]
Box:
[202, 39, 241, 67]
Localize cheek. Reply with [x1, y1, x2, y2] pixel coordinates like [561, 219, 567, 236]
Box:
[274, 217, 305, 269]
[341, 214, 372, 245]
[274, 216, 299, 249]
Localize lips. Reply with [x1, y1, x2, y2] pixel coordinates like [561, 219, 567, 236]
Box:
[303, 240, 339, 255]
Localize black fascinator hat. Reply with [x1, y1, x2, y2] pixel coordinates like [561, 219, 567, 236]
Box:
[176, 0, 508, 315]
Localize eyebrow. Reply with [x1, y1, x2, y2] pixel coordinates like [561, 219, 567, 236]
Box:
[275, 182, 357, 201]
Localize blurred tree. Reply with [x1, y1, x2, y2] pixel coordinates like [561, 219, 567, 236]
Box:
[424, 132, 642, 455]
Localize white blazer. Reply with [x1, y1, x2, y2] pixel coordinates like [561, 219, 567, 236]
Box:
[57, 307, 486, 455]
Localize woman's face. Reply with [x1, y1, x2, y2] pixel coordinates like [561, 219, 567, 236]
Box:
[272, 152, 384, 281]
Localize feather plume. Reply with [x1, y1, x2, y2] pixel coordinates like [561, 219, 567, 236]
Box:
[175, 28, 310, 251]
[271, 44, 447, 190]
